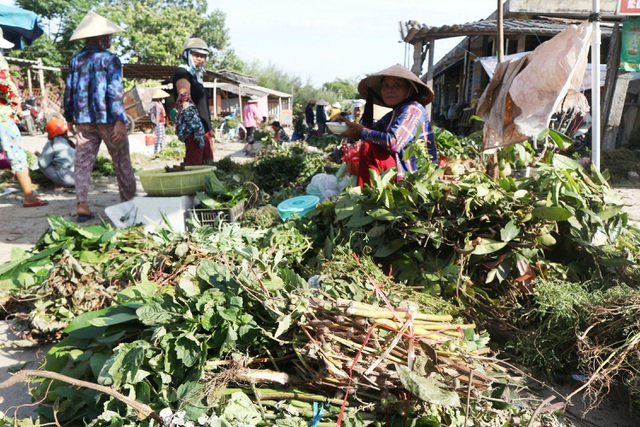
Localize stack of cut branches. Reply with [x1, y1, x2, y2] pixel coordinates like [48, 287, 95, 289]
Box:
[292, 297, 496, 402]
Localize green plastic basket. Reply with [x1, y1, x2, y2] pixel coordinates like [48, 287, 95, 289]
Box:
[137, 165, 215, 196]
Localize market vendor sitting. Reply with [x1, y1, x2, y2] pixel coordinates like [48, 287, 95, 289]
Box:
[270, 120, 290, 144]
[338, 64, 438, 188]
[37, 119, 76, 188]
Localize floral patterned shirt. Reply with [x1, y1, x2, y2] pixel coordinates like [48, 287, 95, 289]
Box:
[175, 92, 205, 148]
[63, 45, 126, 124]
[0, 56, 20, 123]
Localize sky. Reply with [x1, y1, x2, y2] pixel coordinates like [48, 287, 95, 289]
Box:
[210, 0, 499, 86]
[0, 0, 499, 87]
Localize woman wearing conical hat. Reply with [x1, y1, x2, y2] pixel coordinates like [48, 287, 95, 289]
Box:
[149, 88, 170, 154]
[63, 10, 136, 222]
[338, 64, 438, 188]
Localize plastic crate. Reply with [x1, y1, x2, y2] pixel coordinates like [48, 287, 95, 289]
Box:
[137, 165, 215, 197]
[185, 200, 245, 229]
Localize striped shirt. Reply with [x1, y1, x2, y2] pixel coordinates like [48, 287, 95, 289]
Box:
[361, 100, 437, 176]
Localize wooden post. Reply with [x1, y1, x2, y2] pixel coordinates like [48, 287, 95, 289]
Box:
[488, 0, 505, 179]
[37, 58, 47, 115]
[426, 38, 434, 119]
[601, 23, 630, 151]
[27, 67, 32, 96]
[497, 0, 504, 62]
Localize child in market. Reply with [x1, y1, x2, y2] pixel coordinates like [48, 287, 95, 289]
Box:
[37, 118, 75, 188]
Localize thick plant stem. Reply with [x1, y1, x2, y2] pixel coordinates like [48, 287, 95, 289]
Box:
[0, 369, 165, 425]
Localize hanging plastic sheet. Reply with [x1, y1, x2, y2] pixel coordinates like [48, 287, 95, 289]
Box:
[476, 21, 593, 150]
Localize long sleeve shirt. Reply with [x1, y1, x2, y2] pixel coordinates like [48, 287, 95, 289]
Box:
[149, 100, 165, 125]
[0, 56, 20, 123]
[242, 103, 261, 128]
[63, 45, 126, 124]
[305, 105, 315, 127]
[361, 100, 437, 176]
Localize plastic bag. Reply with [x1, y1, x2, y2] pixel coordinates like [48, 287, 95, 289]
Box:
[306, 173, 339, 201]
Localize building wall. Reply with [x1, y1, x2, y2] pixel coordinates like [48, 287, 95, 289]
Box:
[508, 0, 620, 16]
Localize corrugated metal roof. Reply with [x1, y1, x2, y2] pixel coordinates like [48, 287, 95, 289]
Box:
[243, 84, 291, 98]
[213, 83, 291, 98]
[400, 18, 611, 44]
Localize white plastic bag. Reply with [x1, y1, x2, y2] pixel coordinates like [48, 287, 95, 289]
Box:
[306, 173, 339, 201]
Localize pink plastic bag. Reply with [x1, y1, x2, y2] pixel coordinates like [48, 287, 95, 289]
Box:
[0, 151, 10, 170]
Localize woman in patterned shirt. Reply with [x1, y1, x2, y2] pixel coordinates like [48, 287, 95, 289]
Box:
[0, 28, 47, 208]
[270, 121, 290, 144]
[338, 64, 438, 188]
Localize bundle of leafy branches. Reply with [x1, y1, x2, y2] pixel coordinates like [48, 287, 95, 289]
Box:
[3, 131, 640, 425]
[153, 136, 186, 161]
[306, 132, 342, 151]
[249, 141, 331, 194]
[0, 219, 559, 427]
[511, 279, 640, 416]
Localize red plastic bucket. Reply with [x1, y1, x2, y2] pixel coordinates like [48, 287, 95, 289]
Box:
[145, 135, 155, 146]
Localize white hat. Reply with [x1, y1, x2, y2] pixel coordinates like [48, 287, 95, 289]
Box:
[0, 28, 13, 49]
[331, 102, 341, 108]
[247, 96, 259, 103]
[151, 88, 170, 99]
[70, 11, 124, 41]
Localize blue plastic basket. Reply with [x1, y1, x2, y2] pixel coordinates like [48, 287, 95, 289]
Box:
[277, 195, 320, 220]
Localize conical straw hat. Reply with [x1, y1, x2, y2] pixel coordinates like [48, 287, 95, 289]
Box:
[70, 11, 124, 41]
[357, 63, 434, 106]
[151, 89, 170, 99]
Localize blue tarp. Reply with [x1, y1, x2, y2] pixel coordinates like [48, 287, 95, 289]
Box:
[0, 4, 43, 49]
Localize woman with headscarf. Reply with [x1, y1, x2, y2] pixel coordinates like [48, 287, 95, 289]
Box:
[339, 64, 438, 188]
[172, 37, 213, 165]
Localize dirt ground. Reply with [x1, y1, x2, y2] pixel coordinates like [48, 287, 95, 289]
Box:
[0, 133, 254, 264]
[3, 166, 640, 265]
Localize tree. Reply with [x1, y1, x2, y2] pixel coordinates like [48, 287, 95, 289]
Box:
[13, 0, 242, 71]
[193, 9, 243, 71]
[103, 2, 201, 65]
[322, 78, 359, 100]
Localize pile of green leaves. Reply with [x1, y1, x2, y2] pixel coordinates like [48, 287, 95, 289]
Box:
[5, 131, 640, 425]
[309, 153, 640, 300]
[0, 216, 157, 339]
[92, 155, 116, 177]
[250, 142, 329, 194]
[153, 136, 185, 161]
[196, 171, 248, 209]
[5, 219, 554, 427]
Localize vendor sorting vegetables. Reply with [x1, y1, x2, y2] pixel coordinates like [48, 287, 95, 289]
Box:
[338, 64, 438, 187]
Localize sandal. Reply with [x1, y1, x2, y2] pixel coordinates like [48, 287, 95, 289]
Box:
[76, 213, 96, 223]
[23, 198, 49, 208]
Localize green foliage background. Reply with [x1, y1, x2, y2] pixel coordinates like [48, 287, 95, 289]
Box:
[10, 0, 357, 110]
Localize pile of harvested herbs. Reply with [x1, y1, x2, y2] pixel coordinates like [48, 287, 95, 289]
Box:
[1, 134, 640, 426]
